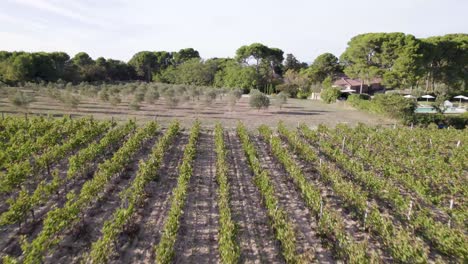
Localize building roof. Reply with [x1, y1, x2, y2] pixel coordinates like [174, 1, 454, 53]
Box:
[333, 76, 382, 87]
[334, 77, 362, 87]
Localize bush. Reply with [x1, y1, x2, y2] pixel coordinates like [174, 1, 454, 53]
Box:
[129, 99, 140, 111]
[273, 92, 288, 109]
[9, 90, 35, 109]
[134, 90, 145, 103]
[109, 95, 121, 106]
[61, 92, 80, 109]
[296, 90, 310, 99]
[404, 113, 467, 129]
[348, 93, 416, 120]
[276, 83, 298, 98]
[145, 89, 160, 104]
[249, 90, 270, 110]
[166, 96, 179, 109]
[230, 89, 243, 100]
[99, 89, 109, 102]
[227, 89, 243, 110]
[321, 88, 341, 103]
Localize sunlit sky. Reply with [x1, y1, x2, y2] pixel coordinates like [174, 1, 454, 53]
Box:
[1, 0, 467, 63]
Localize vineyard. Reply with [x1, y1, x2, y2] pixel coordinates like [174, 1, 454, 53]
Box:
[0, 116, 466, 263]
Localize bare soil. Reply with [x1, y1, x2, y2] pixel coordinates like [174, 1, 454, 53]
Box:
[0, 96, 394, 129]
[173, 131, 220, 264]
[225, 131, 284, 263]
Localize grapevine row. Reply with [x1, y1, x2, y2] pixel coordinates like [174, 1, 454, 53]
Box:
[154, 121, 200, 264]
[0, 121, 135, 227]
[87, 121, 180, 263]
[235, 122, 298, 263]
[18, 121, 158, 264]
[300, 124, 467, 260]
[0, 116, 56, 151]
[258, 125, 372, 263]
[276, 123, 428, 262]
[0, 118, 111, 194]
[0, 116, 88, 170]
[214, 123, 240, 263]
[330, 124, 467, 225]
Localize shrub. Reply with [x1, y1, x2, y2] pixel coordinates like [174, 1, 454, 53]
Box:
[61, 92, 80, 109]
[348, 93, 417, 120]
[230, 89, 243, 100]
[99, 89, 109, 102]
[202, 90, 217, 106]
[249, 90, 270, 110]
[206, 90, 218, 101]
[372, 94, 416, 119]
[296, 90, 310, 99]
[321, 88, 341, 103]
[9, 90, 35, 109]
[134, 89, 145, 103]
[404, 113, 467, 129]
[226, 89, 242, 110]
[129, 99, 140, 111]
[109, 95, 122, 106]
[276, 83, 298, 98]
[166, 96, 179, 109]
[189, 87, 201, 101]
[273, 92, 288, 109]
[145, 89, 160, 104]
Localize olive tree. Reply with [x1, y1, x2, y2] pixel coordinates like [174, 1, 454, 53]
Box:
[249, 89, 270, 110]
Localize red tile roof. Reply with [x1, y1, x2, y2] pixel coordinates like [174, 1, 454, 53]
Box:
[333, 76, 382, 87]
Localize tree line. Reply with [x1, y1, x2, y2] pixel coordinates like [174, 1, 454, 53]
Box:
[0, 33, 466, 95]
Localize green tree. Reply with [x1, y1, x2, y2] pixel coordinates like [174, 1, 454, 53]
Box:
[273, 92, 288, 109]
[236, 43, 284, 91]
[305, 53, 343, 83]
[249, 89, 270, 110]
[340, 33, 422, 91]
[283, 53, 307, 72]
[173, 48, 200, 65]
[320, 87, 341, 103]
[420, 34, 468, 93]
[214, 61, 257, 92]
[9, 90, 35, 112]
[128, 51, 158, 82]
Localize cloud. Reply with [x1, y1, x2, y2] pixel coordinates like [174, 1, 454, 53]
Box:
[8, 0, 114, 29]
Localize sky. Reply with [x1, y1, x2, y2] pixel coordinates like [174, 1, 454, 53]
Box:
[0, 0, 467, 63]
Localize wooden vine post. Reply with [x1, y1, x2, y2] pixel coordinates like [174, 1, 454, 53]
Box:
[407, 200, 413, 221]
[341, 136, 346, 152]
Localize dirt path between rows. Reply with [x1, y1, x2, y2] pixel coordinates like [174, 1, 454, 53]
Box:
[225, 131, 284, 263]
[173, 131, 220, 264]
[252, 135, 334, 263]
[114, 133, 188, 264]
[43, 134, 159, 263]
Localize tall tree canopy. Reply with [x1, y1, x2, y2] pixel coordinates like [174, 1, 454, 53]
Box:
[173, 48, 200, 65]
[128, 51, 159, 82]
[235, 43, 284, 91]
[420, 34, 468, 92]
[340, 33, 421, 90]
[305, 52, 343, 83]
[283, 53, 307, 72]
[0, 33, 465, 96]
